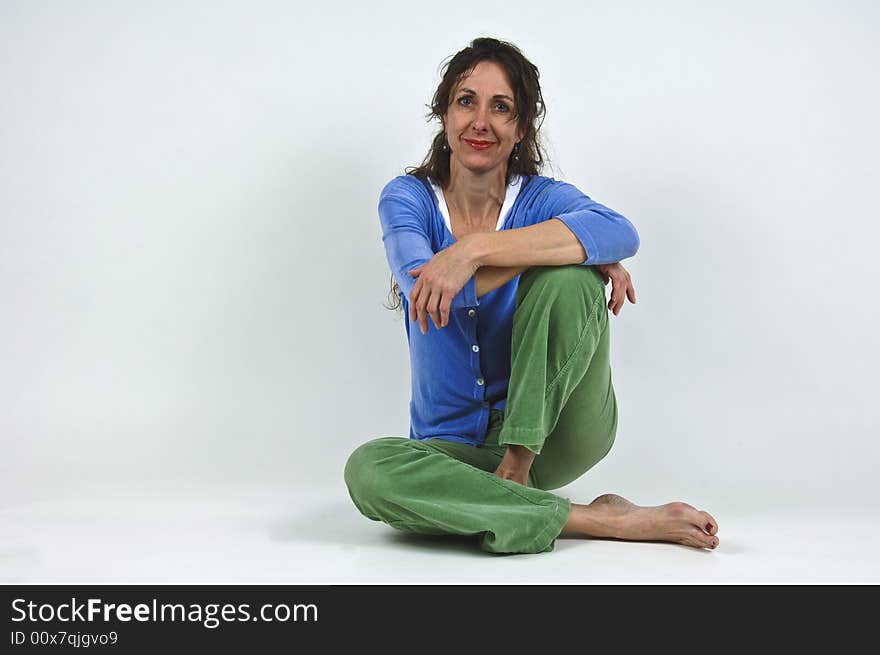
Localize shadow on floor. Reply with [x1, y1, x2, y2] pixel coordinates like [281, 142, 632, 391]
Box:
[268, 500, 487, 555]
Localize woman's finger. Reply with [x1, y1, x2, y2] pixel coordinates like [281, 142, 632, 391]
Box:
[616, 279, 627, 314]
[418, 300, 429, 334]
[627, 284, 636, 304]
[440, 294, 452, 328]
[413, 282, 428, 334]
[409, 277, 421, 323]
[609, 278, 622, 314]
[417, 286, 430, 334]
[426, 288, 441, 330]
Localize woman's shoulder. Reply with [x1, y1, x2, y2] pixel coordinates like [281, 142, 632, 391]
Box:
[380, 172, 433, 202]
[377, 174, 438, 229]
[520, 174, 590, 205]
[522, 173, 566, 192]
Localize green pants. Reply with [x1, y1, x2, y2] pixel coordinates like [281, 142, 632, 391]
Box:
[344, 264, 618, 554]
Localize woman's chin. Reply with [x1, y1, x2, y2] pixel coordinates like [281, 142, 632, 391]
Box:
[454, 157, 504, 175]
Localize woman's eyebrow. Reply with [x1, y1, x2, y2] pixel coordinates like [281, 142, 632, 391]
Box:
[458, 87, 514, 102]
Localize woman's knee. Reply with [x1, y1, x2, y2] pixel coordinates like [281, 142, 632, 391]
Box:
[343, 437, 406, 508]
[518, 265, 606, 312]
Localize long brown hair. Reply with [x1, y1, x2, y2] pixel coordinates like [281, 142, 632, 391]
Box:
[384, 36, 550, 313]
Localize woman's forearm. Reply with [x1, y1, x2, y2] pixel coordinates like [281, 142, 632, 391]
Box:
[475, 265, 529, 298]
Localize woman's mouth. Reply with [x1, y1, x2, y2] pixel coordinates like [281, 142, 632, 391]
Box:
[463, 139, 495, 150]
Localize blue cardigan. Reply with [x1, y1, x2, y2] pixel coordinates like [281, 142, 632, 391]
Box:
[378, 173, 639, 447]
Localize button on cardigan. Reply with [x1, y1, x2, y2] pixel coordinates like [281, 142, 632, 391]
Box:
[378, 173, 639, 447]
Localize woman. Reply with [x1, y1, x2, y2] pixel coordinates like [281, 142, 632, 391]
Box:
[344, 37, 720, 554]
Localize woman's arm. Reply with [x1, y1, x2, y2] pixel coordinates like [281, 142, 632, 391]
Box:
[475, 264, 529, 298]
[380, 177, 479, 310]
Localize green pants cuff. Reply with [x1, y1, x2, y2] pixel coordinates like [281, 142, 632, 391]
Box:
[497, 425, 547, 455]
[532, 496, 572, 553]
[481, 495, 572, 555]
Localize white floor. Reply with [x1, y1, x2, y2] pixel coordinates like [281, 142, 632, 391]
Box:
[2, 482, 878, 585]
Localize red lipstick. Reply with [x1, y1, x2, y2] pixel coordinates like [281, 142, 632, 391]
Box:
[464, 139, 495, 150]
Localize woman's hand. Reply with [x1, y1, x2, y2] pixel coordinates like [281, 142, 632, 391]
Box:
[493, 445, 536, 487]
[594, 262, 636, 316]
[408, 240, 480, 334]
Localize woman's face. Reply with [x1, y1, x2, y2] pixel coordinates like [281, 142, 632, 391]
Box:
[443, 60, 525, 178]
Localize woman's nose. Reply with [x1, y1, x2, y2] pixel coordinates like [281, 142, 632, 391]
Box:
[471, 104, 490, 129]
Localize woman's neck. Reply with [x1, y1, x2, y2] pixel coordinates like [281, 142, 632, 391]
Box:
[443, 163, 508, 228]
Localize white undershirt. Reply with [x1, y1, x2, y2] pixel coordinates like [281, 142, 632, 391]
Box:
[429, 175, 523, 234]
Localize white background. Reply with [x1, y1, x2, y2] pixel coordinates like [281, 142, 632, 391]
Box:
[2, 0, 878, 582]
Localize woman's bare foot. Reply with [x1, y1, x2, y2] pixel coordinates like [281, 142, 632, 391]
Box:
[560, 493, 720, 550]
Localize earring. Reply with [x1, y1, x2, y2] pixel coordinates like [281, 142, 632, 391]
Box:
[512, 141, 520, 162]
[441, 135, 449, 151]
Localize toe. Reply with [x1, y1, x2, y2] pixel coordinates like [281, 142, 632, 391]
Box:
[700, 510, 718, 535]
[688, 527, 717, 549]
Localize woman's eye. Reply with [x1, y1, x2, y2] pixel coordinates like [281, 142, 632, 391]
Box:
[457, 97, 509, 112]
